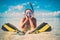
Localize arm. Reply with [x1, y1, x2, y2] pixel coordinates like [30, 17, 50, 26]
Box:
[20, 19, 26, 32]
[26, 18, 36, 34]
[20, 16, 29, 32]
[29, 18, 36, 30]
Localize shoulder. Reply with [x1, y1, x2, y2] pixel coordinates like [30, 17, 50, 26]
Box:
[20, 18, 25, 22]
[32, 17, 36, 21]
[32, 17, 36, 20]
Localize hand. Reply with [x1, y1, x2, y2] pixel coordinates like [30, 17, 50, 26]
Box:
[26, 30, 32, 34]
[26, 30, 34, 34]
[26, 16, 29, 20]
[29, 17, 32, 21]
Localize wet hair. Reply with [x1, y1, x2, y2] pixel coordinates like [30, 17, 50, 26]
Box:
[25, 9, 33, 13]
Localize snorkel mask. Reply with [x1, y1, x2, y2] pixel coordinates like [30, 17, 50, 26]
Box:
[25, 9, 33, 17]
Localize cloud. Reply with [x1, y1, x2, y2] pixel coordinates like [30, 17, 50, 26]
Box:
[1, 5, 25, 17]
[22, 2, 33, 6]
[21, 2, 40, 10]
[34, 11, 60, 18]
[15, 5, 23, 10]
[45, 5, 51, 8]
[36, 6, 40, 8]
[32, 3, 35, 6]
[47, 11, 60, 16]
[1, 2, 60, 18]
[9, 5, 23, 10]
[22, 3, 27, 6]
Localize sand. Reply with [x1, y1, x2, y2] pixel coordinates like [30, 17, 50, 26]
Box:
[0, 31, 60, 40]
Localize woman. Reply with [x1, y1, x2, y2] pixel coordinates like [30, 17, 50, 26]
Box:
[20, 9, 36, 34]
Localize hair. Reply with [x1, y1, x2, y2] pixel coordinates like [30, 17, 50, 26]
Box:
[24, 9, 33, 13]
[24, 9, 34, 17]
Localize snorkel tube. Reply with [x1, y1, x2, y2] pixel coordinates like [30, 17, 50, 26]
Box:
[24, 2, 34, 18]
[28, 2, 34, 13]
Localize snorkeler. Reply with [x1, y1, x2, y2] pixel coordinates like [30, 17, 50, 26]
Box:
[19, 9, 36, 34]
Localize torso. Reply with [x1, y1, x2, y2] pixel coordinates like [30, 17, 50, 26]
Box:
[22, 17, 36, 31]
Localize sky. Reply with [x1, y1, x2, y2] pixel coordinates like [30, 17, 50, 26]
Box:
[0, 0, 60, 12]
[0, 0, 60, 16]
[0, 0, 60, 20]
[0, 0, 60, 18]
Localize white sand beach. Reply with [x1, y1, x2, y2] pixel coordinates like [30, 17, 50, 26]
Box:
[0, 30, 60, 40]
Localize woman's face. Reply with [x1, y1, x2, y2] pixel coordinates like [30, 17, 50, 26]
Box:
[25, 10, 32, 17]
